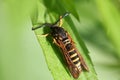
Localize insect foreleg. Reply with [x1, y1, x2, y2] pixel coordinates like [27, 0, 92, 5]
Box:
[37, 33, 49, 37]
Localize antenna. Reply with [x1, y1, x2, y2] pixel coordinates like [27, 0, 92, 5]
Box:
[53, 12, 70, 25]
[32, 12, 70, 30]
[32, 23, 51, 30]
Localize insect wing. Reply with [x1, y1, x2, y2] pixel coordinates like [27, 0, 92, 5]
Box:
[76, 49, 89, 71]
[59, 45, 80, 79]
[67, 33, 89, 71]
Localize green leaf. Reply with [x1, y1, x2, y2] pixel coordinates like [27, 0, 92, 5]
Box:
[41, 0, 80, 21]
[95, 0, 120, 59]
[31, 1, 98, 80]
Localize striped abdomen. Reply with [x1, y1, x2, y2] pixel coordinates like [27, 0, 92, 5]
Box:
[62, 38, 81, 71]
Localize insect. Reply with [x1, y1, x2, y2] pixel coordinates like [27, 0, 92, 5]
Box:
[32, 12, 89, 79]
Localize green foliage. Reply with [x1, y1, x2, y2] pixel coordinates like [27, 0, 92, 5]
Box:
[32, 0, 98, 80]
[1, 0, 120, 80]
[95, 0, 120, 59]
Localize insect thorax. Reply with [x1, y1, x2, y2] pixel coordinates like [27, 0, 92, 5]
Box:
[51, 26, 67, 40]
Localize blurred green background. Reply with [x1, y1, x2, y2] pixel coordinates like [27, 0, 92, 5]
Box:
[0, 0, 120, 80]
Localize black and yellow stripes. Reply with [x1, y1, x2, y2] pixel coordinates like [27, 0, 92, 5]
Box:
[32, 12, 88, 79]
[62, 37, 82, 71]
[67, 48, 81, 71]
[62, 38, 73, 51]
[62, 38, 70, 46]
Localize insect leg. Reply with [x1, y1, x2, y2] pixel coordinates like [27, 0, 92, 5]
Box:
[59, 16, 63, 27]
[37, 33, 49, 37]
[32, 23, 52, 37]
[53, 38, 60, 46]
